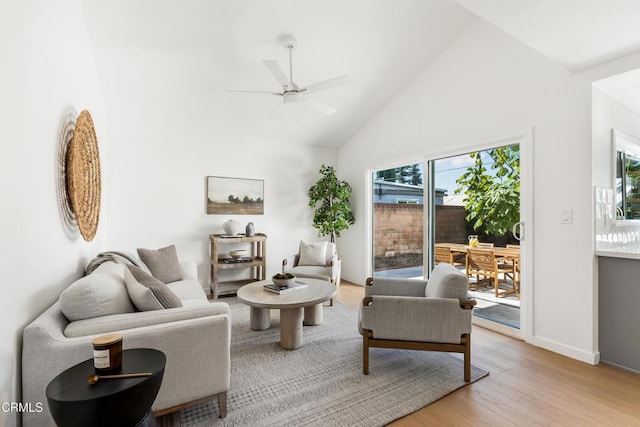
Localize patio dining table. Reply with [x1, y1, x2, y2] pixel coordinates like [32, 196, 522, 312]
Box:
[436, 243, 520, 260]
[436, 243, 520, 295]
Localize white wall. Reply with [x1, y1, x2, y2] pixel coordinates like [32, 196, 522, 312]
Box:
[88, 47, 336, 290]
[337, 20, 640, 364]
[0, 1, 107, 425]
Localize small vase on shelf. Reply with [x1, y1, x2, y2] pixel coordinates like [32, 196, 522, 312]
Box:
[222, 219, 243, 236]
[246, 222, 255, 237]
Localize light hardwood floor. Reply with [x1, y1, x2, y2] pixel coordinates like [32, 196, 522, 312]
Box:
[335, 281, 640, 426]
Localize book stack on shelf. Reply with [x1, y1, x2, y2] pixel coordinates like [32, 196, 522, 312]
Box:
[263, 281, 308, 295]
[223, 257, 254, 264]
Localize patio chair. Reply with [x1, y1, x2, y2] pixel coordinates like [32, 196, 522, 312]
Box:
[466, 248, 517, 297]
[496, 245, 519, 285]
[358, 263, 476, 381]
[503, 244, 520, 296]
[434, 245, 464, 266]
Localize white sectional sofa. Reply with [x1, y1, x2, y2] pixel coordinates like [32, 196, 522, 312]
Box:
[22, 260, 231, 427]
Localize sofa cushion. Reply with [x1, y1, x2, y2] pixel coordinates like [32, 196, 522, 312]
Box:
[298, 241, 328, 266]
[288, 265, 332, 281]
[425, 263, 469, 300]
[59, 263, 135, 321]
[124, 265, 183, 311]
[166, 280, 208, 301]
[63, 301, 230, 337]
[137, 244, 183, 283]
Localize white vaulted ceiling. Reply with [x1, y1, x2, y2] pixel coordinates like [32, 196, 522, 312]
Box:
[82, 0, 640, 148]
[82, 0, 476, 148]
[453, 0, 640, 72]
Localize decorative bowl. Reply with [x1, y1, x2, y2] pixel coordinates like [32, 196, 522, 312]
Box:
[229, 250, 248, 259]
[272, 274, 296, 288]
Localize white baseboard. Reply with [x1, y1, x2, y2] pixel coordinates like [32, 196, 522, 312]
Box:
[528, 335, 600, 365]
[472, 316, 522, 340]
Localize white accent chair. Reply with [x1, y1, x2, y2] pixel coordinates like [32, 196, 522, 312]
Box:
[359, 263, 476, 381]
[282, 241, 341, 306]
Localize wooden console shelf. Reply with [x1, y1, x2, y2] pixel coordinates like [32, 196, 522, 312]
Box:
[209, 233, 267, 299]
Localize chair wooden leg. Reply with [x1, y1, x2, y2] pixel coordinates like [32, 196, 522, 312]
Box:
[330, 297, 334, 306]
[463, 334, 471, 382]
[363, 332, 370, 375]
[218, 391, 227, 418]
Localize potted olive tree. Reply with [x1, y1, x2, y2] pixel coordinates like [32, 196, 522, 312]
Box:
[308, 165, 355, 243]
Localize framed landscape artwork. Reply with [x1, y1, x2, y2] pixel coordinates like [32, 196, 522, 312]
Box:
[206, 176, 264, 215]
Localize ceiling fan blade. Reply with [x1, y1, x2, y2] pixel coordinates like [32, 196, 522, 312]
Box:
[262, 60, 290, 89]
[227, 89, 280, 95]
[303, 96, 337, 115]
[301, 74, 350, 94]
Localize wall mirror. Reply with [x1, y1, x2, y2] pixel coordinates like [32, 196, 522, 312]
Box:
[613, 129, 640, 221]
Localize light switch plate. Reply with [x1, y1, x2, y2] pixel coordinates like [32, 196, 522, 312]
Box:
[561, 209, 573, 224]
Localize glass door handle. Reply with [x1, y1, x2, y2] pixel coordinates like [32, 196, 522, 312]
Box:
[512, 221, 525, 241]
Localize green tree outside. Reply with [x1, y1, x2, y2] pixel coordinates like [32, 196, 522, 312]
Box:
[455, 145, 520, 236]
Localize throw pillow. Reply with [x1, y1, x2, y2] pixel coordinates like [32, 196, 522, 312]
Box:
[60, 262, 135, 321]
[298, 241, 328, 266]
[137, 244, 183, 283]
[124, 264, 183, 311]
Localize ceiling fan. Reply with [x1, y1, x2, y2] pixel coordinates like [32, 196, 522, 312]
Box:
[229, 35, 349, 116]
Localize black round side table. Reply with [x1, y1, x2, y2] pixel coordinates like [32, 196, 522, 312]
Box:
[46, 348, 166, 427]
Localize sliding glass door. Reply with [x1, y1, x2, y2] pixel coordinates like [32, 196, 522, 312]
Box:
[370, 140, 526, 335]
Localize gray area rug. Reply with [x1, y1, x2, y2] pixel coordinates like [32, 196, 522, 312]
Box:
[474, 303, 520, 329]
[159, 297, 488, 426]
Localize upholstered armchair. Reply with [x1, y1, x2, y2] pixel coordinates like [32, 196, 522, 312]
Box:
[358, 263, 476, 381]
[282, 241, 341, 305]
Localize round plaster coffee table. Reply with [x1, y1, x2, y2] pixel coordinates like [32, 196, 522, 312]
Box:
[237, 279, 337, 350]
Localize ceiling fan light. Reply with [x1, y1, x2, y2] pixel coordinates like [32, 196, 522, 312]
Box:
[283, 91, 303, 103]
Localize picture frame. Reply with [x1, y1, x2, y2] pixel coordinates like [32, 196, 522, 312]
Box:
[206, 176, 264, 215]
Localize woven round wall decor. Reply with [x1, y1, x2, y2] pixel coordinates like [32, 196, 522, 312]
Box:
[66, 110, 101, 242]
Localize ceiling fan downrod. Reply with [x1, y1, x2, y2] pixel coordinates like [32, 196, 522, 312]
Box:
[281, 34, 297, 90]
